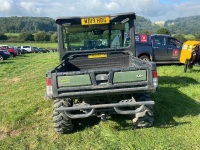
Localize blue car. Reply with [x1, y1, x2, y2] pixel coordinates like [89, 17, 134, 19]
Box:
[0, 49, 10, 61]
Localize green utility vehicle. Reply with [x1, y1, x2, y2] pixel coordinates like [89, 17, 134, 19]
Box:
[46, 12, 158, 134]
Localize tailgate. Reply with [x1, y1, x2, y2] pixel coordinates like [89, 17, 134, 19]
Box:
[50, 67, 155, 98]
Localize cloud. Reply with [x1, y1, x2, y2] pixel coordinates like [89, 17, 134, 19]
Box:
[19, 2, 44, 15]
[0, 0, 13, 12]
[0, 0, 200, 22]
[105, 2, 120, 11]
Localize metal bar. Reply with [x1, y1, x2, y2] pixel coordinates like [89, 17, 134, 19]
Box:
[114, 105, 145, 115]
[55, 101, 155, 111]
[64, 109, 95, 119]
[57, 87, 154, 97]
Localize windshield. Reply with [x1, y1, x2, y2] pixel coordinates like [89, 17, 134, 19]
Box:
[63, 21, 130, 51]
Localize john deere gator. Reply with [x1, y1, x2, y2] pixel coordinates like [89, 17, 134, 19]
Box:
[45, 12, 158, 134]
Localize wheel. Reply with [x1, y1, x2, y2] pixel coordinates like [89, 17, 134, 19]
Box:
[184, 59, 192, 73]
[139, 55, 150, 61]
[53, 98, 74, 134]
[0, 55, 4, 61]
[132, 93, 154, 128]
[10, 53, 14, 58]
[184, 61, 188, 73]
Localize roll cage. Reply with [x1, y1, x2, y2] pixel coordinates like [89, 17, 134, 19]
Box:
[56, 12, 136, 62]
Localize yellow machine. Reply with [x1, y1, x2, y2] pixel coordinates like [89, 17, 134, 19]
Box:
[180, 40, 200, 72]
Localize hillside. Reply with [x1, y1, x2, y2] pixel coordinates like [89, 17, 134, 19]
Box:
[135, 16, 160, 33]
[0, 15, 159, 34]
[1, 15, 200, 34]
[164, 15, 200, 34]
[0, 16, 56, 33]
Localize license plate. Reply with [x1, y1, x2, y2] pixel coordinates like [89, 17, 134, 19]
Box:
[81, 17, 110, 25]
[88, 53, 108, 59]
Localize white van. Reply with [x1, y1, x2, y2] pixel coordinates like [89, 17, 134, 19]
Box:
[20, 46, 33, 53]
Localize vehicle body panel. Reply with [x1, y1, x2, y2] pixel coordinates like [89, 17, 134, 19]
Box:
[0, 49, 10, 60]
[135, 34, 182, 63]
[180, 41, 200, 63]
[20, 45, 33, 53]
[0, 45, 17, 57]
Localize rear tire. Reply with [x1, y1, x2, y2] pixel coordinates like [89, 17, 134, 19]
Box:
[0, 55, 4, 61]
[139, 55, 150, 61]
[53, 99, 74, 134]
[10, 53, 14, 58]
[132, 93, 154, 128]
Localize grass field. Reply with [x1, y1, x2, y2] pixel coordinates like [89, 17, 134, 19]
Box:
[184, 34, 195, 40]
[0, 53, 200, 150]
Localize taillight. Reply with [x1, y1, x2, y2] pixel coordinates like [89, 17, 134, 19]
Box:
[152, 70, 158, 89]
[46, 78, 52, 86]
[46, 78, 53, 98]
[152, 71, 157, 78]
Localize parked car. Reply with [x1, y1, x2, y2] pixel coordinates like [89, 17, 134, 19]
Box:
[38, 48, 50, 53]
[32, 47, 41, 53]
[17, 46, 28, 54]
[135, 34, 182, 63]
[20, 45, 33, 53]
[0, 45, 17, 57]
[0, 49, 10, 61]
[119, 34, 182, 64]
[14, 46, 22, 55]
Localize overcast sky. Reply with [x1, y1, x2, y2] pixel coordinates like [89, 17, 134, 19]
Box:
[0, 0, 200, 22]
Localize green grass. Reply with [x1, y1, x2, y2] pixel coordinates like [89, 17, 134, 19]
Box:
[184, 34, 195, 40]
[5, 33, 20, 36]
[0, 53, 200, 149]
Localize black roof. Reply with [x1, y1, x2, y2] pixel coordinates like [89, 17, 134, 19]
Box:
[55, 12, 136, 25]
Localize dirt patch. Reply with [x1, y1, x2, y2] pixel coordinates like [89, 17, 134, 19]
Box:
[0, 132, 7, 141]
[9, 130, 21, 137]
[0, 130, 21, 141]
[1, 77, 21, 84]
[11, 77, 21, 83]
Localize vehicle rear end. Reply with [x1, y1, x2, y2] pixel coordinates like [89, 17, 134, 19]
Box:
[45, 12, 158, 134]
[46, 53, 157, 98]
[0, 49, 10, 61]
[0, 45, 17, 57]
[180, 40, 200, 72]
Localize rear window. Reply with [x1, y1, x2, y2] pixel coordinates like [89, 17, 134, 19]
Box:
[22, 46, 30, 48]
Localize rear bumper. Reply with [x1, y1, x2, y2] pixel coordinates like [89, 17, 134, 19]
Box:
[3, 53, 10, 59]
[55, 98, 155, 118]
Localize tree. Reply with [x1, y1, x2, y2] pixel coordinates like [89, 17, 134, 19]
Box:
[50, 32, 58, 42]
[0, 33, 8, 40]
[139, 30, 152, 34]
[173, 34, 187, 43]
[156, 28, 171, 35]
[34, 31, 51, 41]
[18, 32, 34, 41]
[194, 32, 200, 40]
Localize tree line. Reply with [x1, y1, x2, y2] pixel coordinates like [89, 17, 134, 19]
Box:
[1, 15, 200, 43]
[0, 16, 56, 33]
[0, 31, 58, 42]
[1, 15, 200, 34]
[164, 16, 200, 35]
